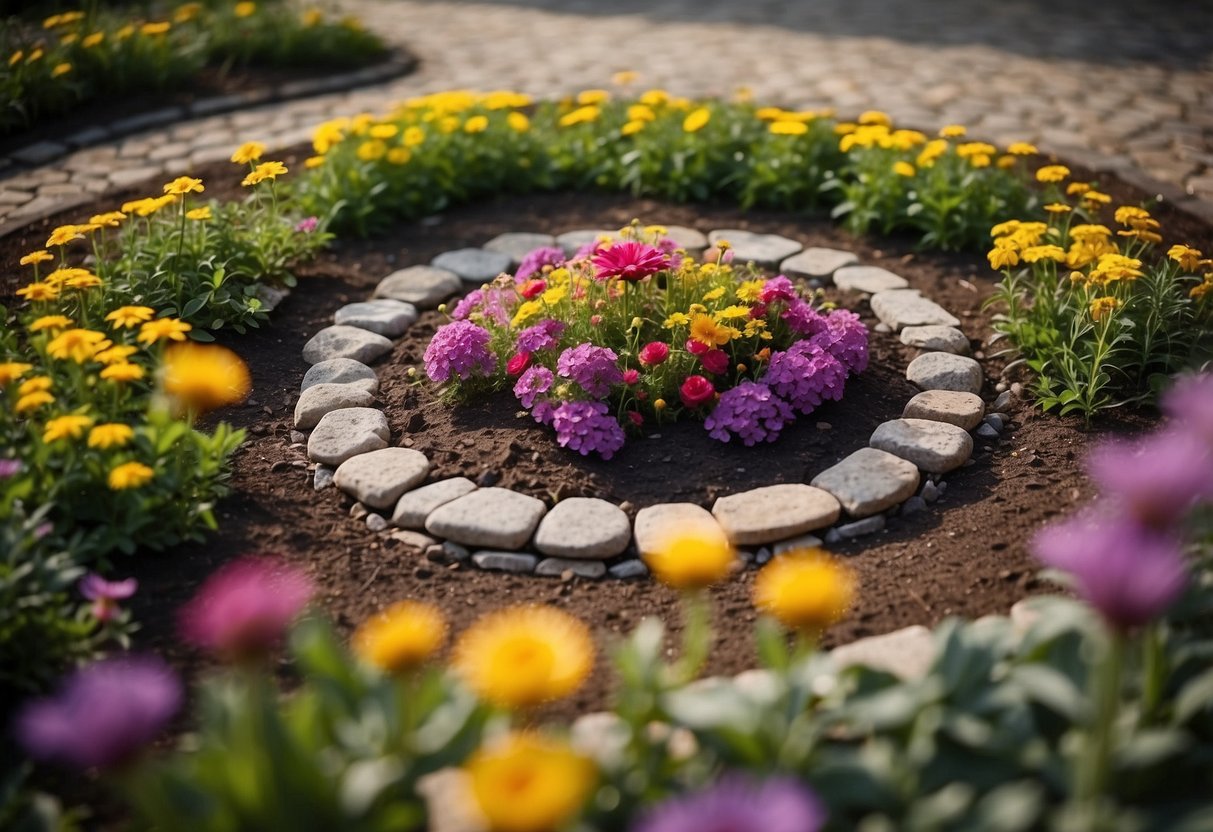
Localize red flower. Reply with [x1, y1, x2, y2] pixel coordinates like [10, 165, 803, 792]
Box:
[627, 410, 644, 427]
[680, 375, 715, 408]
[700, 349, 729, 375]
[622, 369, 640, 385]
[519, 279, 546, 299]
[685, 338, 709, 356]
[506, 352, 532, 375]
[638, 341, 669, 367]
[592, 242, 670, 282]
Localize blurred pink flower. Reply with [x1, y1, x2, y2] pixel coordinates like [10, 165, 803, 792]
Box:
[1087, 430, 1213, 528]
[80, 573, 137, 623]
[1163, 373, 1213, 446]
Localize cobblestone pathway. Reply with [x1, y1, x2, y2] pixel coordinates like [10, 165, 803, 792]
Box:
[3, 0, 1212, 231]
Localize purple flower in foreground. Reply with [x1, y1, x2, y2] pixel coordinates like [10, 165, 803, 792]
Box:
[557, 343, 625, 398]
[449, 288, 484, 321]
[811, 308, 870, 373]
[705, 381, 794, 445]
[1163, 372, 1213, 446]
[0, 458, 21, 479]
[515, 246, 566, 282]
[179, 556, 312, 661]
[424, 320, 497, 383]
[632, 775, 826, 832]
[80, 573, 137, 623]
[551, 401, 626, 459]
[781, 298, 828, 337]
[759, 275, 797, 305]
[294, 216, 319, 233]
[515, 319, 566, 353]
[514, 365, 554, 408]
[16, 655, 181, 770]
[1087, 431, 1213, 528]
[1033, 511, 1187, 631]
[765, 344, 847, 415]
[532, 400, 557, 426]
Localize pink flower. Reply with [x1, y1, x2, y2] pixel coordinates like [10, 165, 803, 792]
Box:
[592, 241, 670, 282]
[760, 276, 796, 304]
[179, 556, 312, 662]
[680, 375, 715, 408]
[520, 279, 546, 299]
[685, 338, 709, 356]
[507, 352, 533, 376]
[623, 369, 640, 385]
[79, 574, 137, 623]
[294, 216, 319, 233]
[638, 341, 670, 367]
[700, 349, 729, 375]
[590, 314, 603, 326]
[627, 410, 644, 427]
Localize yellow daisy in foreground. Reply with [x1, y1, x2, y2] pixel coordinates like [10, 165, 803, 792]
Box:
[163, 176, 204, 196]
[18, 376, 51, 395]
[16, 391, 54, 413]
[0, 362, 33, 385]
[466, 733, 597, 832]
[754, 549, 856, 636]
[100, 362, 145, 383]
[47, 329, 109, 363]
[353, 600, 446, 674]
[230, 141, 266, 164]
[30, 315, 73, 332]
[137, 318, 192, 345]
[108, 461, 154, 490]
[452, 605, 594, 709]
[161, 342, 251, 414]
[88, 423, 134, 449]
[20, 250, 54, 266]
[106, 306, 155, 329]
[44, 414, 94, 443]
[643, 521, 737, 591]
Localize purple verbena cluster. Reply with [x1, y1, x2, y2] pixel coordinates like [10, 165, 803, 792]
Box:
[513, 365, 554, 408]
[550, 400, 627, 460]
[515, 319, 566, 353]
[781, 298, 828, 337]
[556, 343, 625, 397]
[810, 308, 869, 373]
[704, 381, 795, 445]
[515, 246, 566, 282]
[424, 320, 496, 383]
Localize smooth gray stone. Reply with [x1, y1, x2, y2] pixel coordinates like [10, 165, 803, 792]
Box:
[921, 480, 941, 503]
[432, 248, 513, 284]
[482, 232, 557, 266]
[903, 390, 985, 430]
[976, 423, 1001, 440]
[608, 559, 649, 579]
[833, 265, 909, 293]
[992, 390, 1013, 411]
[707, 229, 802, 268]
[389, 530, 439, 551]
[307, 408, 390, 466]
[333, 447, 431, 510]
[834, 515, 886, 539]
[811, 448, 920, 517]
[633, 503, 720, 556]
[902, 495, 928, 515]
[425, 488, 547, 549]
[773, 534, 824, 555]
[712, 484, 841, 545]
[907, 352, 984, 395]
[392, 477, 478, 529]
[985, 413, 1007, 431]
[374, 265, 462, 309]
[301, 358, 378, 394]
[662, 225, 708, 252]
[471, 550, 539, 573]
[870, 289, 961, 330]
[829, 625, 935, 680]
[899, 325, 970, 354]
[294, 383, 376, 430]
[780, 247, 859, 280]
[333, 299, 419, 337]
[535, 557, 606, 578]
[312, 464, 335, 491]
[302, 325, 393, 365]
[556, 229, 615, 256]
[870, 418, 974, 474]
[533, 497, 631, 559]
[366, 514, 388, 532]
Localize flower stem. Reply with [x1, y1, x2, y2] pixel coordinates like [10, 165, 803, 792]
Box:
[674, 590, 712, 684]
[1075, 631, 1125, 823]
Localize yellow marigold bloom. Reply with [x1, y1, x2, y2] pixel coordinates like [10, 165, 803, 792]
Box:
[1118, 229, 1163, 244]
[754, 549, 856, 635]
[88, 423, 134, 450]
[769, 120, 808, 136]
[1168, 244, 1203, 272]
[234, 1, 256, 18]
[1070, 223, 1112, 243]
[355, 139, 386, 161]
[916, 138, 948, 168]
[452, 605, 594, 709]
[48, 329, 108, 363]
[106, 306, 156, 329]
[858, 110, 891, 127]
[611, 70, 639, 85]
[44, 414, 93, 443]
[162, 342, 251, 413]
[663, 312, 691, 328]
[369, 124, 398, 140]
[689, 313, 732, 347]
[28, 48, 44, 62]
[18, 375, 51, 395]
[230, 141, 265, 164]
[95, 345, 138, 364]
[116, 24, 135, 39]
[1021, 245, 1067, 263]
[89, 212, 126, 228]
[988, 245, 1020, 270]
[736, 279, 764, 303]
[122, 195, 176, 216]
[175, 3, 202, 22]
[137, 317, 192, 345]
[619, 119, 644, 136]
[402, 126, 426, 147]
[540, 284, 568, 306]
[466, 733, 596, 832]
[82, 31, 104, 47]
[1066, 181, 1091, 196]
[1114, 205, 1151, 226]
[714, 304, 751, 321]
[1191, 280, 1212, 300]
[644, 521, 737, 591]
[576, 89, 609, 105]
[164, 176, 204, 196]
[304, 155, 325, 169]
[510, 300, 544, 328]
[1035, 165, 1070, 183]
[996, 154, 1017, 169]
[1044, 202, 1072, 214]
[1089, 296, 1121, 322]
[1007, 141, 1037, 155]
[186, 206, 212, 221]
[701, 286, 725, 302]
[46, 225, 84, 247]
[957, 142, 996, 159]
[939, 124, 967, 138]
[9, 50, 23, 66]
[507, 111, 530, 133]
[639, 88, 669, 107]
[16, 282, 59, 302]
[969, 153, 991, 168]
[654, 398, 666, 410]
[893, 160, 916, 177]
[755, 106, 786, 121]
[140, 21, 170, 35]
[52, 62, 71, 78]
[108, 461, 154, 490]
[625, 104, 655, 123]
[386, 147, 411, 165]
[683, 107, 711, 133]
[20, 250, 54, 266]
[1082, 190, 1112, 205]
[353, 600, 446, 674]
[0, 362, 33, 385]
[30, 315, 74, 331]
[100, 362, 145, 383]
[242, 160, 288, 186]
[559, 105, 600, 127]
[16, 391, 53, 413]
[464, 115, 489, 133]
[65, 272, 102, 290]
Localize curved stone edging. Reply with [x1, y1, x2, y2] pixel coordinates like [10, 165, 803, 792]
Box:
[291, 228, 1014, 580]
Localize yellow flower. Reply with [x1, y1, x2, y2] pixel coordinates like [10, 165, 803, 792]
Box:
[452, 605, 594, 709]
[304, 155, 325, 169]
[186, 206, 212, 221]
[689, 313, 732, 347]
[1021, 245, 1067, 263]
[858, 110, 892, 126]
[89, 212, 126, 228]
[108, 461, 154, 490]
[1191, 279, 1212, 300]
[736, 280, 765, 303]
[558, 106, 600, 127]
[175, 3, 202, 22]
[957, 141, 996, 159]
[939, 124, 967, 138]
[356, 140, 387, 162]
[47, 329, 108, 363]
[1066, 181, 1091, 196]
[52, 62, 71, 78]
[369, 124, 398, 139]
[464, 115, 489, 133]
[987, 244, 1020, 270]
[16, 282, 59, 302]
[44, 414, 94, 443]
[916, 138, 949, 168]
[140, 21, 171, 35]
[162, 342, 251, 413]
[46, 225, 84, 247]
[466, 733, 596, 832]
[18, 375, 51, 395]
[507, 112, 530, 133]
[0, 362, 33, 385]
[1070, 224, 1112, 243]
[893, 160, 916, 177]
[403, 126, 426, 147]
[621, 120, 646, 136]
[510, 300, 543, 328]
[754, 549, 856, 635]
[644, 521, 736, 590]
[88, 423, 135, 450]
[639, 88, 669, 107]
[16, 391, 54, 413]
[576, 89, 609, 105]
[1089, 296, 1121, 322]
[64, 271, 102, 290]
[353, 600, 446, 674]
[386, 147, 411, 165]
[682, 107, 711, 133]
[701, 286, 725, 302]
[30, 315, 73, 332]
[1082, 190, 1112, 205]
[611, 70, 639, 85]
[164, 176, 204, 196]
[654, 398, 666, 410]
[1044, 202, 1072, 214]
[28, 48, 44, 62]
[234, 1, 256, 17]
[20, 250, 54, 266]
[714, 304, 750, 320]
[663, 312, 690, 329]
[230, 141, 265, 164]
[1007, 141, 1037, 155]
[137, 318, 192, 345]
[1168, 244, 1203, 272]
[1035, 165, 1070, 183]
[95, 345, 138, 365]
[241, 160, 288, 186]
[769, 120, 808, 136]
[100, 362, 145, 383]
[9, 50, 23, 66]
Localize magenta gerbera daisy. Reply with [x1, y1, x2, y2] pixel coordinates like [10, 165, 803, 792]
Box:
[591, 241, 670, 282]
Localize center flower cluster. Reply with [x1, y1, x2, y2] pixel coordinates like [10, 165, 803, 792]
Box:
[422, 224, 868, 459]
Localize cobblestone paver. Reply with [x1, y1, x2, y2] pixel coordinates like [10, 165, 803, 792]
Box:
[2, 0, 1211, 230]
